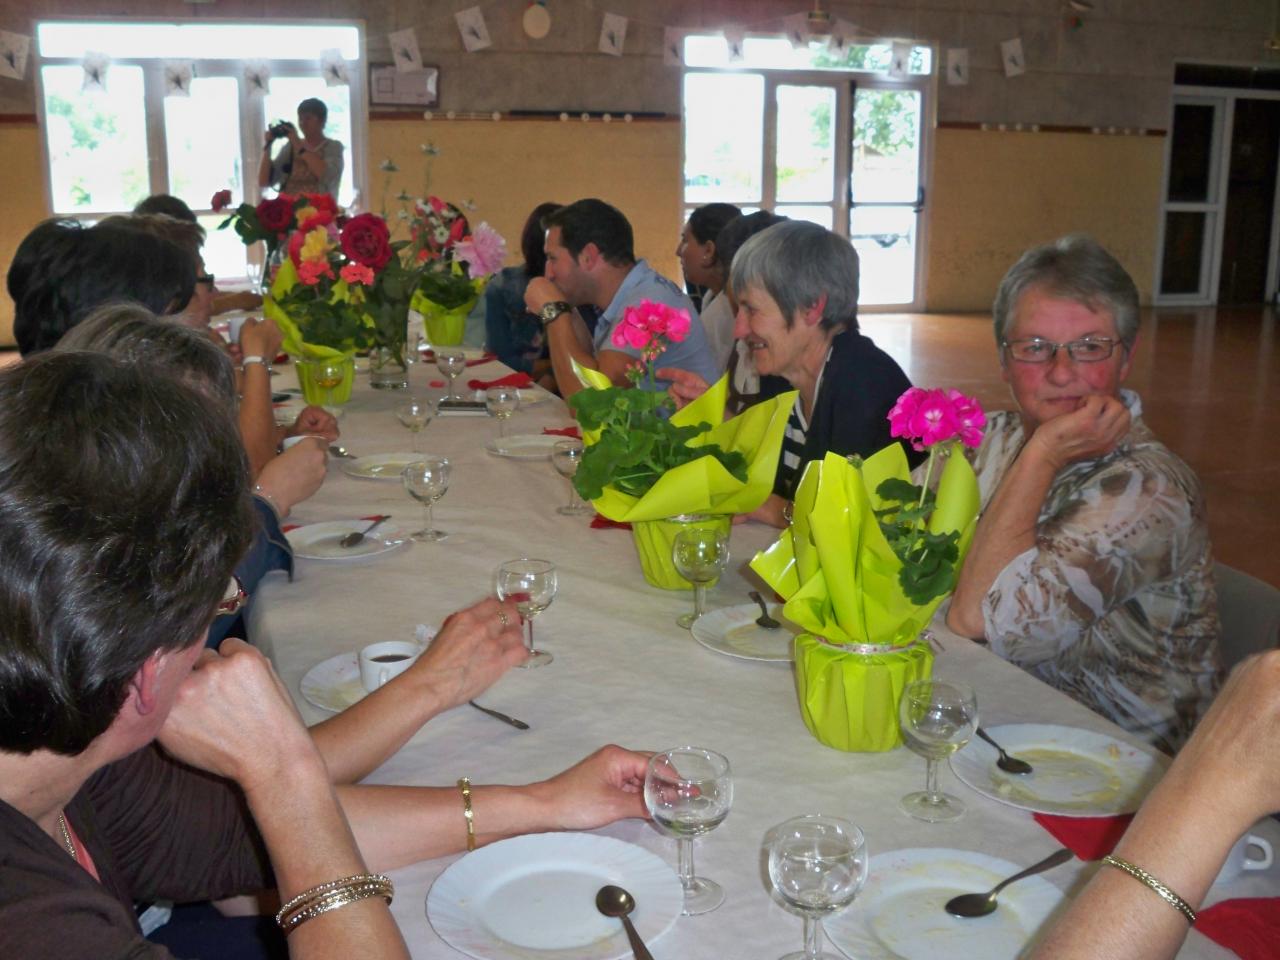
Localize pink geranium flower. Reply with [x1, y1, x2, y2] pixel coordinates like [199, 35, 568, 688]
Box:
[888, 386, 985, 451]
[452, 222, 507, 279]
[339, 262, 375, 286]
[947, 389, 987, 448]
[297, 259, 334, 286]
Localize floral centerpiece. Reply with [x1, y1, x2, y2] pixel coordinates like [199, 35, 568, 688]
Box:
[749, 386, 985, 751]
[569, 299, 796, 589]
[217, 190, 326, 282]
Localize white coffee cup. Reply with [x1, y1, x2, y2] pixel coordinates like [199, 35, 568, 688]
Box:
[1215, 829, 1274, 884]
[358, 640, 421, 692]
[226, 314, 250, 344]
[281, 434, 326, 452]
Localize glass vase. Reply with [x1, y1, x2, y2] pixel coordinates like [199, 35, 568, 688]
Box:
[368, 343, 409, 390]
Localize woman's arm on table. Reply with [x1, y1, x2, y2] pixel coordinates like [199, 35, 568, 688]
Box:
[1029, 649, 1280, 960]
[237, 318, 286, 477]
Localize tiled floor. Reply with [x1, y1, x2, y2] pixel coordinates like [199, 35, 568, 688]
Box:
[3, 303, 1275, 585]
[861, 306, 1280, 587]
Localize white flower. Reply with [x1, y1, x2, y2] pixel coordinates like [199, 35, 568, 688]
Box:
[420, 142, 440, 156]
[379, 158, 399, 173]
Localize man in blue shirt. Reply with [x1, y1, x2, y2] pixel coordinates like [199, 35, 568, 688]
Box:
[523, 198, 721, 397]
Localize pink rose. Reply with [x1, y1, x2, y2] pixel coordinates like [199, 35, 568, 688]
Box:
[452, 222, 507, 279]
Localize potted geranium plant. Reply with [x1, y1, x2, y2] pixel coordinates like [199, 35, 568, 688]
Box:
[405, 196, 505, 346]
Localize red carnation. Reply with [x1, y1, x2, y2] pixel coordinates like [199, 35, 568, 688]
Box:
[256, 196, 296, 235]
[340, 213, 392, 271]
[304, 193, 338, 217]
[210, 189, 232, 212]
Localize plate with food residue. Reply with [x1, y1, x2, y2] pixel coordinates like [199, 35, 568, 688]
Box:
[950, 723, 1169, 816]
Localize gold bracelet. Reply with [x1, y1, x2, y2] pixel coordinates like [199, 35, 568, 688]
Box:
[458, 777, 476, 852]
[275, 873, 394, 931]
[279, 878, 394, 934]
[1101, 855, 1197, 924]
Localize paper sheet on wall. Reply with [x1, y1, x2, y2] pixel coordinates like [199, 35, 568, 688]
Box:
[663, 27, 683, 67]
[82, 52, 110, 93]
[244, 60, 272, 97]
[946, 48, 970, 86]
[724, 27, 746, 62]
[599, 13, 627, 57]
[456, 7, 492, 53]
[0, 31, 30, 82]
[388, 27, 423, 73]
[783, 14, 810, 50]
[320, 49, 349, 87]
[1001, 37, 1025, 78]
[828, 19, 856, 57]
[888, 40, 912, 78]
[163, 60, 194, 97]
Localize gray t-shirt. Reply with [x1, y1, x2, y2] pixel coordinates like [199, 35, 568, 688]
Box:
[268, 137, 344, 198]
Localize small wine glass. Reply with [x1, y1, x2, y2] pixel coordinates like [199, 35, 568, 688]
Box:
[495, 558, 557, 667]
[436, 348, 466, 401]
[766, 815, 869, 960]
[404, 327, 424, 379]
[551, 439, 593, 516]
[314, 359, 346, 415]
[485, 387, 519, 438]
[672, 526, 730, 628]
[395, 397, 433, 452]
[645, 747, 733, 916]
[401, 457, 451, 543]
[244, 259, 264, 293]
[898, 678, 979, 823]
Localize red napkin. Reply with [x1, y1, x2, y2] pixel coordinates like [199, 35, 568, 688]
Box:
[542, 426, 582, 439]
[281, 514, 386, 536]
[1197, 898, 1280, 960]
[591, 514, 631, 531]
[1033, 813, 1133, 861]
[428, 380, 445, 388]
[468, 372, 533, 391]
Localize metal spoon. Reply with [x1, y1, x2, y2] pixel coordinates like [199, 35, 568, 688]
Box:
[467, 700, 529, 730]
[976, 727, 1034, 775]
[329, 444, 356, 459]
[339, 515, 389, 548]
[945, 847, 1074, 918]
[748, 590, 782, 630]
[595, 885, 654, 960]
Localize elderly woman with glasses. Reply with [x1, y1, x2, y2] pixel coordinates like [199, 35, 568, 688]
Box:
[947, 235, 1220, 753]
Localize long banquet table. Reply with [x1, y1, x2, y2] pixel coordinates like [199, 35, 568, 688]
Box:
[251, 358, 1271, 959]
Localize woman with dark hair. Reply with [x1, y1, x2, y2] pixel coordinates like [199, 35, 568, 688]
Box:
[677, 202, 741, 372]
[482, 201, 562, 388]
[258, 97, 344, 199]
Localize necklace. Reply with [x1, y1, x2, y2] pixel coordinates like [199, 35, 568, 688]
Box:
[56, 812, 77, 861]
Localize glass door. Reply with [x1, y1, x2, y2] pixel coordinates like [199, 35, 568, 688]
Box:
[771, 80, 846, 229]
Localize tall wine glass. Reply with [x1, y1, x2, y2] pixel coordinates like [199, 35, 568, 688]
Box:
[395, 397, 433, 452]
[898, 678, 978, 822]
[495, 558, 557, 667]
[314, 359, 346, 415]
[766, 815, 869, 960]
[404, 327, 424, 382]
[436, 348, 466, 401]
[485, 387, 519, 437]
[645, 747, 733, 916]
[672, 527, 730, 628]
[551, 439, 593, 516]
[401, 457, 451, 542]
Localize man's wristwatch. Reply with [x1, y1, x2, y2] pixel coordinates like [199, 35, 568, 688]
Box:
[538, 301, 572, 329]
[241, 355, 269, 372]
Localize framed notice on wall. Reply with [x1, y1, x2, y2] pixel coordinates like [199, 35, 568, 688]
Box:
[370, 64, 439, 107]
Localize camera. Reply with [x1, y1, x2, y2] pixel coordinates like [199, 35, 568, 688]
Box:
[268, 120, 296, 141]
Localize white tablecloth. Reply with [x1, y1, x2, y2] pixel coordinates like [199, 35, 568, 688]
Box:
[252, 361, 1266, 959]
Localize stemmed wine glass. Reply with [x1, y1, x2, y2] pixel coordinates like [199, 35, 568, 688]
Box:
[485, 387, 519, 438]
[314, 359, 346, 416]
[766, 815, 869, 960]
[551, 439, 593, 516]
[495, 558, 557, 667]
[401, 457, 451, 543]
[395, 397, 433, 452]
[898, 678, 978, 822]
[672, 526, 730, 628]
[436, 348, 466, 401]
[404, 327, 424, 381]
[645, 747, 733, 915]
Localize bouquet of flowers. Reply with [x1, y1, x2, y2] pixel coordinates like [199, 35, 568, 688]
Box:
[218, 191, 334, 272]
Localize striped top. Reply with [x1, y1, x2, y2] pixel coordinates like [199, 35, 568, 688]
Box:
[775, 348, 832, 496]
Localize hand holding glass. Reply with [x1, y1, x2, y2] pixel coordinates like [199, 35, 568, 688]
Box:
[495, 558, 557, 667]
[436, 348, 466, 401]
[767, 815, 868, 960]
[551, 439, 593, 516]
[401, 457, 450, 543]
[898, 679, 978, 822]
[644, 747, 733, 915]
[485, 387, 519, 437]
[395, 398, 433, 451]
[672, 527, 730, 628]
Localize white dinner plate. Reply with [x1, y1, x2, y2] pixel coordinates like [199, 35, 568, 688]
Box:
[824, 847, 1067, 960]
[300, 652, 366, 713]
[284, 520, 408, 560]
[690, 604, 798, 662]
[427, 832, 682, 960]
[339, 452, 425, 480]
[485, 434, 561, 460]
[950, 723, 1170, 816]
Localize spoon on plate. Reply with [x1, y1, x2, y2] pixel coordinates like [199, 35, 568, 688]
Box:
[945, 847, 1074, 918]
[339, 515, 389, 549]
[976, 727, 1034, 775]
[748, 591, 781, 630]
[329, 444, 356, 459]
[596, 885, 654, 960]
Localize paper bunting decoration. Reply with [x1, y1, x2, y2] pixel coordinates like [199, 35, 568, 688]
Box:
[782, 13, 810, 50]
[81, 52, 110, 93]
[388, 27, 423, 73]
[1001, 37, 1025, 78]
[0, 31, 30, 82]
[243, 60, 272, 97]
[456, 7, 492, 53]
[946, 48, 970, 86]
[163, 60, 194, 97]
[724, 27, 746, 62]
[663, 27, 683, 67]
[599, 13, 627, 57]
[828, 20, 856, 57]
[320, 49, 349, 87]
[888, 41, 912, 78]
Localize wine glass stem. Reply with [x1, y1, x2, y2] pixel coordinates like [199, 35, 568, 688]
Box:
[677, 837, 695, 890]
[524, 616, 534, 653]
[423, 500, 433, 533]
[802, 916, 823, 960]
[565, 483, 578, 511]
[924, 757, 940, 802]
[498, 418, 506, 438]
[693, 583, 707, 619]
[447, 376, 456, 401]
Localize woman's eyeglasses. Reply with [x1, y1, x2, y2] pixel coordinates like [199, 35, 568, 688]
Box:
[1001, 337, 1121, 364]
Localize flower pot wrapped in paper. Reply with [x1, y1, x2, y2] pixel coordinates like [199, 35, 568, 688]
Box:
[263, 259, 362, 407]
[749, 387, 986, 751]
[568, 303, 797, 590]
[406, 200, 504, 347]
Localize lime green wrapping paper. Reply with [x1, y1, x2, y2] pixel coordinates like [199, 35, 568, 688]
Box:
[412, 290, 475, 347]
[631, 514, 732, 591]
[294, 357, 356, 407]
[263, 259, 365, 362]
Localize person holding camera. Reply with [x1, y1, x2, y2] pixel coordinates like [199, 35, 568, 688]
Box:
[258, 97, 344, 200]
